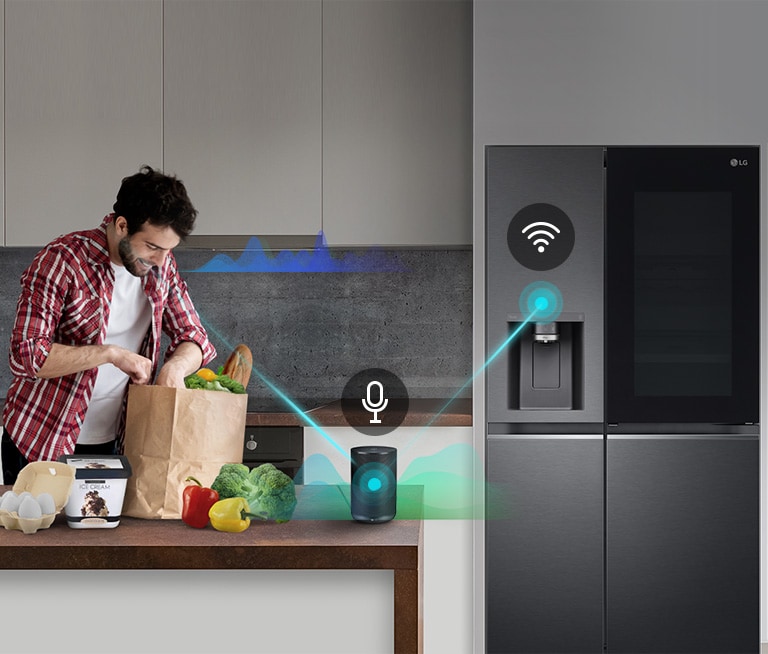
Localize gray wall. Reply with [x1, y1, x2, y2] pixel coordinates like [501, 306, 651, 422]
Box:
[0, 246, 472, 408]
[473, 0, 768, 646]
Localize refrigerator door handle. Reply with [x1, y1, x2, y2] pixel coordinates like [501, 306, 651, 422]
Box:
[487, 434, 603, 440]
[607, 433, 758, 441]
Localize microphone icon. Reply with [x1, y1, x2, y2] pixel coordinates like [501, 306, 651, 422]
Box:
[362, 380, 388, 424]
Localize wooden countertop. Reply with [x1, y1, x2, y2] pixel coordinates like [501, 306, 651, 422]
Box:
[0, 485, 423, 570]
[246, 397, 472, 427]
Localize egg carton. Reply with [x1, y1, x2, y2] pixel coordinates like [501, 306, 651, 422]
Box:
[0, 510, 58, 534]
[0, 461, 75, 534]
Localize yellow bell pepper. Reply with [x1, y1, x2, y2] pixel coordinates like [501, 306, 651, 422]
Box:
[195, 367, 218, 382]
[208, 497, 256, 533]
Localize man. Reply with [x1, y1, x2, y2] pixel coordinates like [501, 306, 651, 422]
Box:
[1, 165, 216, 484]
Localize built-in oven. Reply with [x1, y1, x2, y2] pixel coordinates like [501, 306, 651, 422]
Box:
[242, 425, 303, 481]
[242, 400, 306, 482]
[605, 146, 760, 424]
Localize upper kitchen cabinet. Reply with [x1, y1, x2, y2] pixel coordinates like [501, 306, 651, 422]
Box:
[163, 0, 322, 238]
[322, 0, 472, 247]
[5, 0, 162, 247]
[0, 7, 4, 246]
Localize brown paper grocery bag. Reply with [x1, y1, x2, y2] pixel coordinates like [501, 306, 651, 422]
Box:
[122, 385, 247, 519]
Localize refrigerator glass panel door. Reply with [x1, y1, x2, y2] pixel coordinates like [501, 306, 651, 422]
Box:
[605, 146, 759, 423]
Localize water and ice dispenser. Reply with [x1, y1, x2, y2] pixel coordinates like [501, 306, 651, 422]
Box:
[517, 316, 583, 410]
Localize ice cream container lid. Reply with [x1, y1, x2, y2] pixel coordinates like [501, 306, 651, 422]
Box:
[57, 455, 132, 479]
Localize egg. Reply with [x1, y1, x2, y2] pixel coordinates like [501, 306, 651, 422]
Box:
[36, 492, 57, 515]
[0, 491, 20, 513]
[18, 496, 43, 520]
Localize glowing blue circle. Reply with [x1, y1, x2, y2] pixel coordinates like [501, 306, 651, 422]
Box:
[367, 477, 383, 492]
[519, 281, 563, 323]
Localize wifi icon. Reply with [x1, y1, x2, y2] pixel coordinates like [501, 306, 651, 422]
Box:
[508, 203, 574, 271]
[522, 221, 561, 253]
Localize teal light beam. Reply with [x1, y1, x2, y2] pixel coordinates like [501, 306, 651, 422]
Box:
[407, 280, 561, 434]
[400, 308, 539, 453]
[198, 316, 351, 461]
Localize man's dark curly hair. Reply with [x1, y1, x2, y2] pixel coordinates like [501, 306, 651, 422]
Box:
[113, 165, 198, 238]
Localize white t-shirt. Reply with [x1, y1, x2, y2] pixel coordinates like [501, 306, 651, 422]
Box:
[77, 264, 152, 445]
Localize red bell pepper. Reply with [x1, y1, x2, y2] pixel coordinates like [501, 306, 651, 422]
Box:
[181, 476, 219, 528]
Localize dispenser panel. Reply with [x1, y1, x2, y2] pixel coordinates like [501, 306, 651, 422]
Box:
[485, 146, 604, 423]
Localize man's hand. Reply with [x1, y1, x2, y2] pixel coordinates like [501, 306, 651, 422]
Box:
[110, 348, 153, 385]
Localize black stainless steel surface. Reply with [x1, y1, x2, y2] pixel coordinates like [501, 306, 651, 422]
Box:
[606, 435, 759, 653]
[486, 436, 604, 653]
[485, 146, 604, 424]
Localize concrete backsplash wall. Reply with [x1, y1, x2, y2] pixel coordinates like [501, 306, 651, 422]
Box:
[0, 247, 472, 410]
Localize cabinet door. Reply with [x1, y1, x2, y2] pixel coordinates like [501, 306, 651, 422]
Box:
[163, 0, 321, 238]
[322, 0, 472, 246]
[606, 436, 759, 653]
[0, 6, 4, 246]
[486, 436, 604, 653]
[5, 0, 162, 246]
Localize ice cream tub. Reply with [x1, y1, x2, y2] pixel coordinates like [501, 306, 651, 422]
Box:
[57, 455, 132, 529]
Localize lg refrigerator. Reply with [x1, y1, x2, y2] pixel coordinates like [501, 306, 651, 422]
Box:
[485, 146, 760, 653]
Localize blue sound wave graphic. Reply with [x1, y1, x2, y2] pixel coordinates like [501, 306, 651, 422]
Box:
[184, 231, 408, 273]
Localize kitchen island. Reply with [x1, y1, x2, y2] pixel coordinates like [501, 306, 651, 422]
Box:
[0, 484, 424, 653]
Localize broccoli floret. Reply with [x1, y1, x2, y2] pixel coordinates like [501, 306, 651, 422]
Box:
[210, 463, 296, 523]
[247, 463, 297, 523]
[211, 463, 258, 500]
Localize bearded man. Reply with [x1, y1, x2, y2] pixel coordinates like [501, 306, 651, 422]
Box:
[1, 166, 216, 484]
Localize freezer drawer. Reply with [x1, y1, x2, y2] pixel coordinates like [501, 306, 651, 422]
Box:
[606, 435, 759, 653]
[486, 436, 604, 653]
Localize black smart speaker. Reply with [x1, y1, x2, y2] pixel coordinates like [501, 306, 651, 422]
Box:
[350, 446, 397, 523]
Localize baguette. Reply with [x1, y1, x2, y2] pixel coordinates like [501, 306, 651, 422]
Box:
[222, 344, 253, 388]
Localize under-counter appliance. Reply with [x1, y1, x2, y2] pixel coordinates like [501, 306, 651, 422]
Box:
[485, 146, 759, 653]
[241, 399, 306, 482]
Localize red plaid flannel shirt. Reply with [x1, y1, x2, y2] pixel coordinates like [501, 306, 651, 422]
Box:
[3, 215, 216, 462]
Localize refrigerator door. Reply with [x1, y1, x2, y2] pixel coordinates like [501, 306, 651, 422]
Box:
[485, 146, 604, 424]
[605, 146, 759, 424]
[486, 435, 604, 653]
[606, 434, 759, 653]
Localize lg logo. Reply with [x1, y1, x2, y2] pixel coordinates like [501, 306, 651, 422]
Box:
[730, 158, 749, 167]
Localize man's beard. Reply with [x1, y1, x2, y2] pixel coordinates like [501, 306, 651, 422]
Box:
[118, 236, 153, 277]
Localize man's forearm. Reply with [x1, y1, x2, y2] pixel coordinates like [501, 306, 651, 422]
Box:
[36, 342, 153, 384]
[154, 341, 205, 387]
[36, 343, 116, 379]
[165, 341, 204, 376]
